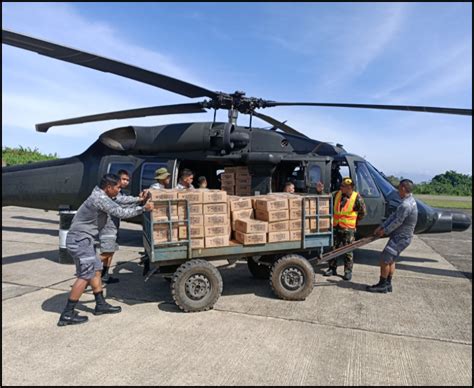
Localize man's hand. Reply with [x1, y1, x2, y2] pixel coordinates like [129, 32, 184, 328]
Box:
[143, 201, 154, 212]
[373, 226, 385, 237]
[316, 181, 324, 194]
[139, 189, 150, 203]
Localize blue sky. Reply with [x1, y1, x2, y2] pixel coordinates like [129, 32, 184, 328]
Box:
[2, 2, 472, 182]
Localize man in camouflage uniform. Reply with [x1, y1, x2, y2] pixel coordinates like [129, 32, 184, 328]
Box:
[317, 177, 367, 281]
[367, 179, 418, 293]
[58, 173, 153, 327]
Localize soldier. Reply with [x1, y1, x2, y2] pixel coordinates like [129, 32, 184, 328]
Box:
[367, 179, 418, 293]
[283, 181, 295, 193]
[150, 167, 171, 189]
[197, 176, 208, 189]
[317, 177, 367, 281]
[176, 168, 195, 190]
[99, 169, 148, 284]
[58, 173, 153, 326]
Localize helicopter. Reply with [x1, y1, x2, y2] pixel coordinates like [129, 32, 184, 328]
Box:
[2, 29, 472, 238]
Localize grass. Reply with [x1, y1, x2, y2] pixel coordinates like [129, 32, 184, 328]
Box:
[415, 194, 472, 209]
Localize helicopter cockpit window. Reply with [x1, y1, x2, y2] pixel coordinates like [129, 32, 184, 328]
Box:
[365, 162, 397, 197]
[354, 161, 380, 198]
[141, 162, 167, 191]
[308, 165, 322, 186]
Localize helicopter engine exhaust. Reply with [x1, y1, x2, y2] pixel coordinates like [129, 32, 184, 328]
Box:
[99, 123, 250, 154]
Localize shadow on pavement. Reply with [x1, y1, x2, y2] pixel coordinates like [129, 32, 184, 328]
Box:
[2, 249, 60, 265]
[2, 226, 58, 237]
[12, 215, 59, 225]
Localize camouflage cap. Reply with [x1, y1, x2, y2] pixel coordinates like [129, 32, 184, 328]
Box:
[341, 176, 354, 187]
[155, 167, 170, 180]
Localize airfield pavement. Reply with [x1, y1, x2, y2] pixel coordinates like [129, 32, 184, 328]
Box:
[2, 206, 472, 386]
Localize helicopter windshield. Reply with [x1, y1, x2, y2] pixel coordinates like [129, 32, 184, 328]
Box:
[365, 162, 397, 197]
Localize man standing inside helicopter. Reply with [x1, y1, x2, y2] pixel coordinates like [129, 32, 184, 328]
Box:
[316, 178, 367, 281]
[367, 179, 418, 293]
[58, 173, 153, 327]
[150, 167, 171, 189]
[176, 168, 195, 190]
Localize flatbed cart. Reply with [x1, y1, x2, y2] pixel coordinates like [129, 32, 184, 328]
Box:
[142, 195, 377, 312]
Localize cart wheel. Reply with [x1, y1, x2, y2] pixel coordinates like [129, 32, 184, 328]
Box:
[247, 256, 273, 279]
[270, 254, 314, 301]
[171, 260, 223, 312]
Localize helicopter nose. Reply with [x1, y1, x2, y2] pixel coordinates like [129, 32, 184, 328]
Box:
[427, 210, 471, 233]
[451, 211, 471, 232]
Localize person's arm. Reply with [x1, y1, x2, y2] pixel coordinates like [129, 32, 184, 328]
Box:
[96, 194, 151, 219]
[381, 202, 411, 235]
[115, 194, 141, 205]
[355, 194, 367, 221]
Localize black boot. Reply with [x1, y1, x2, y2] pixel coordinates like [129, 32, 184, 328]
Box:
[366, 277, 388, 293]
[343, 270, 352, 281]
[57, 299, 88, 326]
[323, 267, 337, 277]
[101, 266, 119, 284]
[386, 276, 393, 293]
[93, 291, 122, 315]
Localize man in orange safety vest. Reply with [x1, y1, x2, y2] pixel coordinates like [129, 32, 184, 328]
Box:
[317, 177, 367, 281]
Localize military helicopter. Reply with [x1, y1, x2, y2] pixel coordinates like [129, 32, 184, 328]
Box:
[2, 29, 472, 237]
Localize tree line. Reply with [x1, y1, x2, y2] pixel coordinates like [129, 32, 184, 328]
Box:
[386, 171, 472, 196]
[2, 146, 58, 166]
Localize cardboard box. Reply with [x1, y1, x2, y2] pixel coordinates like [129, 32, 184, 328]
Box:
[231, 208, 254, 229]
[225, 166, 249, 174]
[255, 198, 288, 212]
[235, 231, 266, 245]
[235, 175, 251, 186]
[153, 204, 178, 219]
[234, 219, 268, 234]
[177, 190, 203, 203]
[222, 187, 235, 195]
[178, 225, 204, 239]
[205, 235, 229, 248]
[235, 188, 252, 197]
[220, 173, 235, 185]
[255, 209, 289, 222]
[203, 190, 227, 203]
[189, 215, 204, 226]
[204, 214, 228, 226]
[289, 230, 303, 241]
[204, 224, 230, 237]
[178, 203, 203, 217]
[268, 231, 290, 243]
[289, 208, 302, 220]
[311, 197, 331, 214]
[310, 217, 331, 231]
[191, 238, 204, 249]
[149, 189, 178, 201]
[289, 219, 310, 230]
[153, 224, 179, 243]
[228, 196, 252, 211]
[203, 203, 228, 215]
[267, 220, 290, 233]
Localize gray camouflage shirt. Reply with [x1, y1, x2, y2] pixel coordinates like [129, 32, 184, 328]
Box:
[69, 186, 144, 239]
[100, 190, 142, 237]
[382, 193, 418, 238]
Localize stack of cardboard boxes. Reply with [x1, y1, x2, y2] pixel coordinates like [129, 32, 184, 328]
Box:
[149, 189, 230, 249]
[148, 188, 331, 249]
[221, 166, 252, 196]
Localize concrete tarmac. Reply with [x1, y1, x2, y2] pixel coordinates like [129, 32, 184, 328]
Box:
[2, 206, 472, 386]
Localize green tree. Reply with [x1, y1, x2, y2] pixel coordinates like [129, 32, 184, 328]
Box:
[2, 146, 58, 166]
[412, 171, 472, 196]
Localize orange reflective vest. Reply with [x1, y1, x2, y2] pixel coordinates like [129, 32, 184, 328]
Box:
[333, 191, 359, 230]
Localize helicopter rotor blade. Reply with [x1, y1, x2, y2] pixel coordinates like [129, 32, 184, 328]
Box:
[35, 103, 207, 132]
[263, 102, 472, 116]
[253, 111, 309, 138]
[2, 29, 218, 99]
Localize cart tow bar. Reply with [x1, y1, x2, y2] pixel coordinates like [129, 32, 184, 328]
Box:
[311, 235, 379, 265]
